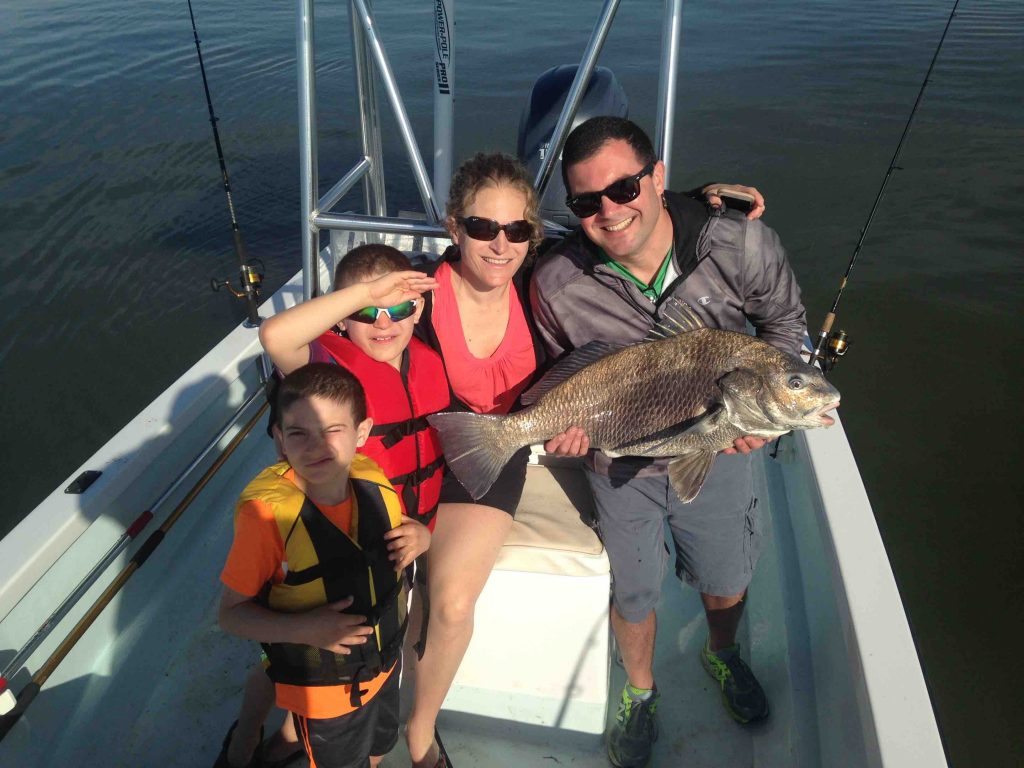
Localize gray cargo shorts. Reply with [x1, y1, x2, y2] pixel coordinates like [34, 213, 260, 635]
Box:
[585, 451, 762, 623]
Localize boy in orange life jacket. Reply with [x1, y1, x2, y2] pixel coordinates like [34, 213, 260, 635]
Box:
[214, 245, 446, 768]
[219, 363, 428, 768]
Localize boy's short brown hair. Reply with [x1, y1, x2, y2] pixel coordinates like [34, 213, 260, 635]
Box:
[275, 362, 367, 425]
[333, 243, 412, 290]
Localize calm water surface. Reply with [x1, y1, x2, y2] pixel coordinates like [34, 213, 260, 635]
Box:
[1, 1, 1021, 764]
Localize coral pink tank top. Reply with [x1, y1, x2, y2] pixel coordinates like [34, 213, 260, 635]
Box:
[430, 261, 535, 415]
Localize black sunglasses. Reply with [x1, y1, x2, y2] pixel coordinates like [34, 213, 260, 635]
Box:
[458, 216, 533, 244]
[565, 162, 656, 218]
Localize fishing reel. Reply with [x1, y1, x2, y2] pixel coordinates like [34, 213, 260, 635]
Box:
[809, 329, 850, 372]
[211, 260, 265, 327]
[821, 329, 850, 371]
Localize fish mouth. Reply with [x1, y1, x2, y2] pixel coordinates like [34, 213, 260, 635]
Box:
[812, 400, 840, 426]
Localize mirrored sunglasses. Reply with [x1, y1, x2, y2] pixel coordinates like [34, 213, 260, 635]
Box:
[348, 299, 418, 324]
[458, 216, 533, 243]
[565, 162, 656, 218]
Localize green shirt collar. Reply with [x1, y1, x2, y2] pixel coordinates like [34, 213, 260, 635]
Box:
[599, 247, 674, 301]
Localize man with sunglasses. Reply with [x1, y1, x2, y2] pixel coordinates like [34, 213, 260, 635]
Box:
[530, 117, 806, 768]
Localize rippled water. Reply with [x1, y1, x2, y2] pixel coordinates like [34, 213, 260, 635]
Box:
[1, 1, 1022, 763]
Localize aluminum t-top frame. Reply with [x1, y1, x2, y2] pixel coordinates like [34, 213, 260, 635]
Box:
[295, 0, 684, 300]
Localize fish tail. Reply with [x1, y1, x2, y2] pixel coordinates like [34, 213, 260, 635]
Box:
[427, 411, 523, 501]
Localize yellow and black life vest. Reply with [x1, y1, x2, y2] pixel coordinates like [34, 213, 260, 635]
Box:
[247, 456, 408, 705]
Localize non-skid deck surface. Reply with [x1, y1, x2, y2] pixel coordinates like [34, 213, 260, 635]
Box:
[17, 430, 814, 767]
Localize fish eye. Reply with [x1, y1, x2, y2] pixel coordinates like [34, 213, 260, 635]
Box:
[788, 375, 805, 390]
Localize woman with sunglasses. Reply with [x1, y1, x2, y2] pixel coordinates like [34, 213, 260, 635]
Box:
[405, 153, 545, 768]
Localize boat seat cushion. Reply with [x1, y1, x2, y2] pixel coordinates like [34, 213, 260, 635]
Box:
[494, 462, 607, 577]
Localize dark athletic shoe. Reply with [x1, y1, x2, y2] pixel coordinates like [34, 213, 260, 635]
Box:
[700, 642, 769, 724]
[256, 741, 304, 768]
[213, 721, 263, 768]
[606, 687, 659, 767]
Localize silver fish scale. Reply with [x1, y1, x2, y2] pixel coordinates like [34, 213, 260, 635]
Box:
[508, 329, 756, 450]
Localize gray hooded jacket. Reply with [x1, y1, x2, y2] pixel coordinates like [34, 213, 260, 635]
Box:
[529, 190, 807, 476]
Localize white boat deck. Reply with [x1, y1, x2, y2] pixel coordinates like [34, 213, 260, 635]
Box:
[3, 423, 809, 767]
[0, 267, 945, 766]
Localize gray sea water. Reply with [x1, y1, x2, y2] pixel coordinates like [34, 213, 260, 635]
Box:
[1, 0, 1022, 763]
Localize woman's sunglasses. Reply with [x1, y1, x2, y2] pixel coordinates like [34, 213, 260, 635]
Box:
[347, 299, 419, 324]
[458, 216, 533, 244]
[565, 162, 656, 218]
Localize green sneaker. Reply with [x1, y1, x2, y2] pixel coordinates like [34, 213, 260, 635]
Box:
[700, 641, 769, 724]
[607, 685, 659, 768]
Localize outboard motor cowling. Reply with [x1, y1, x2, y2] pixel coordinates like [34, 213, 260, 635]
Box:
[517, 65, 628, 228]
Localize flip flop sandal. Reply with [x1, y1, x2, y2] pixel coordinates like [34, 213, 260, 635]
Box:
[433, 727, 452, 768]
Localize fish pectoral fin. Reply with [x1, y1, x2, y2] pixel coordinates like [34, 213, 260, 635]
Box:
[608, 406, 727, 456]
[681, 403, 728, 436]
[668, 451, 716, 503]
[521, 340, 626, 406]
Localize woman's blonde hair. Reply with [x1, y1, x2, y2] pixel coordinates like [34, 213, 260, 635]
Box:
[446, 152, 544, 252]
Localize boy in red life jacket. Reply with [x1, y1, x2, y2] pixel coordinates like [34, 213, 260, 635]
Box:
[214, 245, 447, 768]
[219, 363, 427, 768]
[263, 244, 448, 532]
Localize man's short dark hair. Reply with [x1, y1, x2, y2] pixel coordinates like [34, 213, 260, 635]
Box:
[333, 243, 412, 290]
[275, 362, 367, 426]
[560, 117, 657, 193]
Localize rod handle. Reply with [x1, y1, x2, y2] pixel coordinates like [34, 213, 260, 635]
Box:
[0, 682, 39, 742]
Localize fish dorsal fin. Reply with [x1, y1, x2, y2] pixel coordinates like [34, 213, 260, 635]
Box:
[520, 340, 624, 406]
[643, 297, 706, 342]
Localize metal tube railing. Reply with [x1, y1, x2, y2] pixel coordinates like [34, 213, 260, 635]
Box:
[350, 0, 441, 223]
[532, 0, 621, 200]
[654, 0, 684, 187]
[297, 0, 320, 301]
[313, 211, 570, 239]
[314, 212, 447, 238]
[317, 157, 371, 214]
[350, 0, 387, 218]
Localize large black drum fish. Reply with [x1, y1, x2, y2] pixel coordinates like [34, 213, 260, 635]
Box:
[429, 300, 840, 503]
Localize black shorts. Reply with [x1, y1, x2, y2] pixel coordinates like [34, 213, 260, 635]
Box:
[438, 445, 530, 516]
[292, 661, 401, 767]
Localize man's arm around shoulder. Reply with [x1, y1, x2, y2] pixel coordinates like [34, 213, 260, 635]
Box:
[739, 218, 807, 356]
[529, 247, 577, 362]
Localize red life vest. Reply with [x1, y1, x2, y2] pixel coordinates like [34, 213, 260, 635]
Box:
[316, 333, 449, 529]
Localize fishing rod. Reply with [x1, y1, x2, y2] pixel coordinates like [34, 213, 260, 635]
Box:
[0, 394, 269, 742]
[186, 0, 264, 327]
[808, 0, 960, 372]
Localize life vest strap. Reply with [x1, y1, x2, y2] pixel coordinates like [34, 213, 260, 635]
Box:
[363, 575, 405, 627]
[370, 415, 431, 449]
[388, 454, 445, 490]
